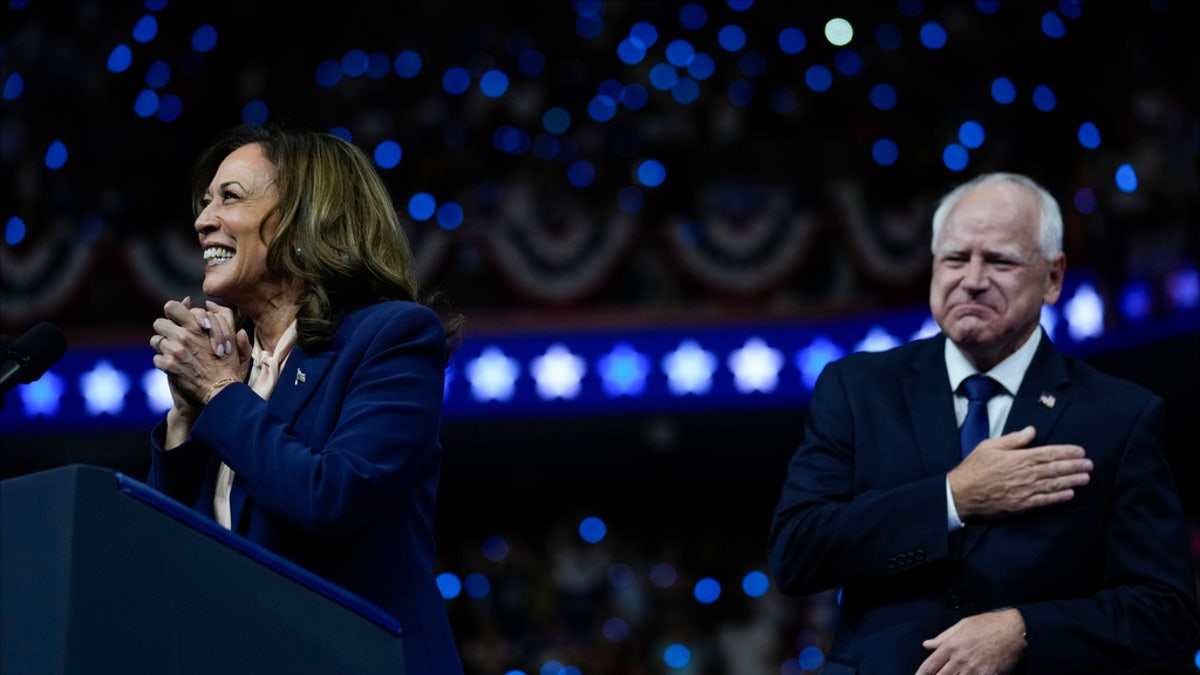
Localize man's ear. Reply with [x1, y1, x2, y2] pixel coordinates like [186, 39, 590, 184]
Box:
[1043, 252, 1066, 305]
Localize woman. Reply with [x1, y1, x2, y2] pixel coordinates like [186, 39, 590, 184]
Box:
[148, 123, 464, 673]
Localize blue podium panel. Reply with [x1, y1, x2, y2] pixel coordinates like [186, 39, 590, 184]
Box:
[0, 464, 404, 675]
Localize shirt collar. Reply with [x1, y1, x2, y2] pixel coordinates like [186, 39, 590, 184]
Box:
[944, 327, 1042, 396]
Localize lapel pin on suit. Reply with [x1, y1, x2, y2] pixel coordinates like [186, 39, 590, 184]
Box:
[1038, 392, 1056, 409]
[295, 368, 306, 385]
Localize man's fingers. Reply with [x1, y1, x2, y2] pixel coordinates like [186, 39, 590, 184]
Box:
[991, 425, 1037, 450]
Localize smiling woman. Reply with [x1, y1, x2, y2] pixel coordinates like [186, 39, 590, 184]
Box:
[145, 122, 465, 675]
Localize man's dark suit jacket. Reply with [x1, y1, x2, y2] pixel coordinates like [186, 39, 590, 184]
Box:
[149, 301, 463, 675]
[768, 332, 1199, 674]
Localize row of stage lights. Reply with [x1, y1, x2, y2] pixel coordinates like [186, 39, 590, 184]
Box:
[4, 273, 1197, 433]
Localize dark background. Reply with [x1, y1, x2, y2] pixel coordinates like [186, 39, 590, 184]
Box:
[2, 1, 1197, 672]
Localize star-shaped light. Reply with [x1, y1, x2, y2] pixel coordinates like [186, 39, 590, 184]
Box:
[727, 336, 783, 394]
[795, 336, 845, 391]
[142, 368, 173, 414]
[18, 370, 65, 417]
[80, 359, 130, 416]
[910, 317, 941, 341]
[1039, 304, 1060, 339]
[1064, 282, 1104, 341]
[443, 363, 455, 400]
[598, 342, 650, 397]
[662, 339, 717, 396]
[530, 343, 587, 400]
[854, 325, 900, 353]
[464, 346, 521, 402]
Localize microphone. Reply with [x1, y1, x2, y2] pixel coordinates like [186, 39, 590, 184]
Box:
[0, 322, 68, 396]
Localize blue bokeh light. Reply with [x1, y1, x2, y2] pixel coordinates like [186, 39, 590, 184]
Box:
[436, 572, 462, 599]
[728, 79, 755, 106]
[991, 77, 1017, 104]
[694, 577, 721, 604]
[1032, 84, 1057, 111]
[649, 63, 679, 91]
[107, 45, 133, 73]
[617, 37, 646, 65]
[636, 159, 666, 187]
[718, 24, 747, 52]
[374, 140, 402, 169]
[958, 120, 985, 148]
[543, 107, 571, 134]
[1115, 164, 1138, 193]
[437, 202, 464, 230]
[394, 50, 422, 78]
[666, 39, 696, 67]
[579, 516, 607, 543]
[742, 570, 769, 597]
[919, 22, 947, 49]
[464, 573, 491, 599]
[1041, 11, 1066, 38]
[517, 49, 545, 76]
[568, 160, 596, 188]
[664, 644, 691, 669]
[442, 67, 471, 94]
[630, 21, 658, 48]
[870, 83, 897, 110]
[588, 94, 618, 121]
[686, 53, 715, 80]
[5, 216, 27, 245]
[1077, 121, 1101, 148]
[156, 93, 182, 122]
[779, 27, 806, 54]
[133, 89, 160, 118]
[241, 99, 268, 125]
[409, 193, 437, 221]
[804, 65, 833, 92]
[834, 49, 862, 76]
[2, 72, 24, 100]
[315, 60, 342, 88]
[145, 60, 170, 88]
[191, 24, 218, 53]
[132, 14, 158, 43]
[679, 3, 707, 30]
[671, 77, 700, 104]
[943, 143, 969, 171]
[480, 70, 510, 97]
[872, 139, 899, 166]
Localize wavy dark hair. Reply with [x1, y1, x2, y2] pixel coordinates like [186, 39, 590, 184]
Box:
[191, 122, 463, 356]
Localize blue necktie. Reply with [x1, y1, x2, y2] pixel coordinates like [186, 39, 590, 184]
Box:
[959, 375, 996, 458]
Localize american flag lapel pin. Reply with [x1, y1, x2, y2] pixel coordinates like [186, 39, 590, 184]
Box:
[295, 368, 306, 385]
[1038, 392, 1056, 409]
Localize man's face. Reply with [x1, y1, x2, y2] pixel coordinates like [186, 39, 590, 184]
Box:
[930, 182, 1064, 369]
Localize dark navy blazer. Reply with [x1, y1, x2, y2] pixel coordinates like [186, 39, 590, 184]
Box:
[149, 301, 462, 675]
[768, 332, 1199, 674]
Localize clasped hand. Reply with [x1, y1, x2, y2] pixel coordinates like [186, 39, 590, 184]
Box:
[949, 425, 1092, 520]
[151, 296, 251, 417]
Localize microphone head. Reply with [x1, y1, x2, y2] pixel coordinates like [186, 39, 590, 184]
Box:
[9, 322, 68, 384]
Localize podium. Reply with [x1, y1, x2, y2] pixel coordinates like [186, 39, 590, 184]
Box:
[0, 464, 405, 674]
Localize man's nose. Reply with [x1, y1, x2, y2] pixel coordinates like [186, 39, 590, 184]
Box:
[962, 258, 989, 289]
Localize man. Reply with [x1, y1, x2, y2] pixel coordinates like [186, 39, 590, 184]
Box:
[768, 172, 1199, 674]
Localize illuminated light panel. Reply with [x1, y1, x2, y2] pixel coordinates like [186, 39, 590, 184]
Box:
[662, 339, 718, 396]
[80, 360, 131, 416]
[598, 342, 651, 397]
[530, 343, 587, 400]
[1064, 283, 1105, 341]
[728, 337, 784, 393]
[465, 346, 521, 402]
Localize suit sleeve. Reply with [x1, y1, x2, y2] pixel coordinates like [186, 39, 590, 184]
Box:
[768, 359, 952, 595]
[188, 304, 446, 537]
[1017, 395, 1200, 672]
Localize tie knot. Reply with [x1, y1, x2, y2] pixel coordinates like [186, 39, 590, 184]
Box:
[961, 374, 996, 403]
